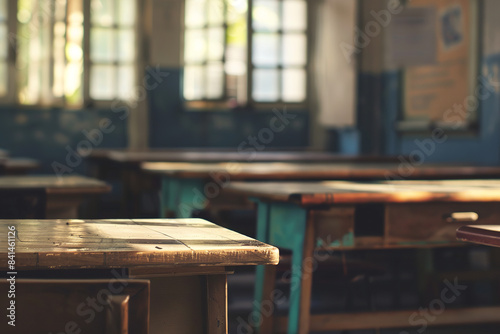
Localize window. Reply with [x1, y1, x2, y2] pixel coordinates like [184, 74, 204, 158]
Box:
[0, 0, 9, 97]
[183, 0, 308, 107]
[17, 0, 70, 105]
[10, 0, 137, 107]
[183, 0, 248, 104]
[251, 0, 307, 103]
[89, 0, 137, 102]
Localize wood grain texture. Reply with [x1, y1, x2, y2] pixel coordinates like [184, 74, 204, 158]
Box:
[0, 219, 279, 269]
[225, 180, 500, 206]
[141, 161, 500, 180]
[456, 225, 500, 247]
[0, 175, 111, 194]
[206, 275, 227, 334]
[386, 202, 500, 244]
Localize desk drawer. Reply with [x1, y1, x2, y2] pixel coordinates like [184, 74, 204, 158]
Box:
[385, 202, 500, 244]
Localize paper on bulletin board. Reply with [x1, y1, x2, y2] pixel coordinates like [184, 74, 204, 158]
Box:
[385, 7, 438, 67]
[403, 0, 473, 125]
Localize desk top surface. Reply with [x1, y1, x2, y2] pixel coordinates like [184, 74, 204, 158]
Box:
[225, 180, 500, 205]
[0, 175, 111, 194]
[0, 157, 40, 168]
[95, 149, 399, 164]
[457, 225, 500, 247]
[141, 161, 500, 180]
[0, 219, 279, 269]
[0, 158, 41, 176]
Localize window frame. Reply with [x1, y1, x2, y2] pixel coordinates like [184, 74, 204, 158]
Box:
[0, 0, 17, 104]
[84, 0, 142, 109]
[182, 0, 310, 111]
[15, 0, 75, 107]
[248, 0, 309, 107]
[0, 0, 142, 109]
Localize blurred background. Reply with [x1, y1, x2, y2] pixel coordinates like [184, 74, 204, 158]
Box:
[2, 0, 500, 333]
[1, 0, 498, 171]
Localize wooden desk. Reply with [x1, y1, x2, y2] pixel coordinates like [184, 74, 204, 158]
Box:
[141, 161, 500, 218]
[0, 158, 40, 175]
[90, 148, 400, 165]
[457, 225, 500, 247]
[87, 149, 400, 217]
[0, 175, 111, 218]
[225, 180, 500, 334]
[0, 219, 279, 334]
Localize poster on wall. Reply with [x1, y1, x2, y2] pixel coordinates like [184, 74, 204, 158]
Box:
[401, 0, 476, 127]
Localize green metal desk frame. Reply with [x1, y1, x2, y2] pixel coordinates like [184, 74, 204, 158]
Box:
[160, 176, 206, 218]
[159, 176, 356, 334]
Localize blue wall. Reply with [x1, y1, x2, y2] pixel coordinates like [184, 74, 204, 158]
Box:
[0, 107, 128, 174]
[148, 68, 310, 149]
[0, 67, 310, 174]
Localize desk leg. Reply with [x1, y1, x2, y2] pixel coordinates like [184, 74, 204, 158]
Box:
[207, 274, 228, 334]
[176, 178, 205, 218]
[253, 201, 273, 334]
[160, 177, 176, 218]
[268, 203, 310, 334]
[417, 249, 434, 300]
[160, 177, 205, 218]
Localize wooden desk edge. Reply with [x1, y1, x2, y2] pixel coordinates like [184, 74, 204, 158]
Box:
[46, 184, 112, 195]
[456, 225, 500, 247]
[0, 246, 280, 270]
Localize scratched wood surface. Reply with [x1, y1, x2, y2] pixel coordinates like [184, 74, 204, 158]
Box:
[104, 150, 400, 164]
[0, 175, 111, 194]
[0, 219, 279, 269]
[0, 158, 40, 175]
[225, 180, 500, 206]
[457, 225, 500, 247]
[141, 161, 500, 180]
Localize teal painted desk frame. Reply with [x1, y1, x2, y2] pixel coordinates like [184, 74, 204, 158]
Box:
[160, 176, 206, 218]
[158, 177, 440, 334]
[158, 175, 317, 333]
[252, 199, 358, 334]
[158, 176, 351, 334]
[253, 200, 312, 334]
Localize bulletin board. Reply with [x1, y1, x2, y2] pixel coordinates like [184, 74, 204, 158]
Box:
[401, 0, 478, 128]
